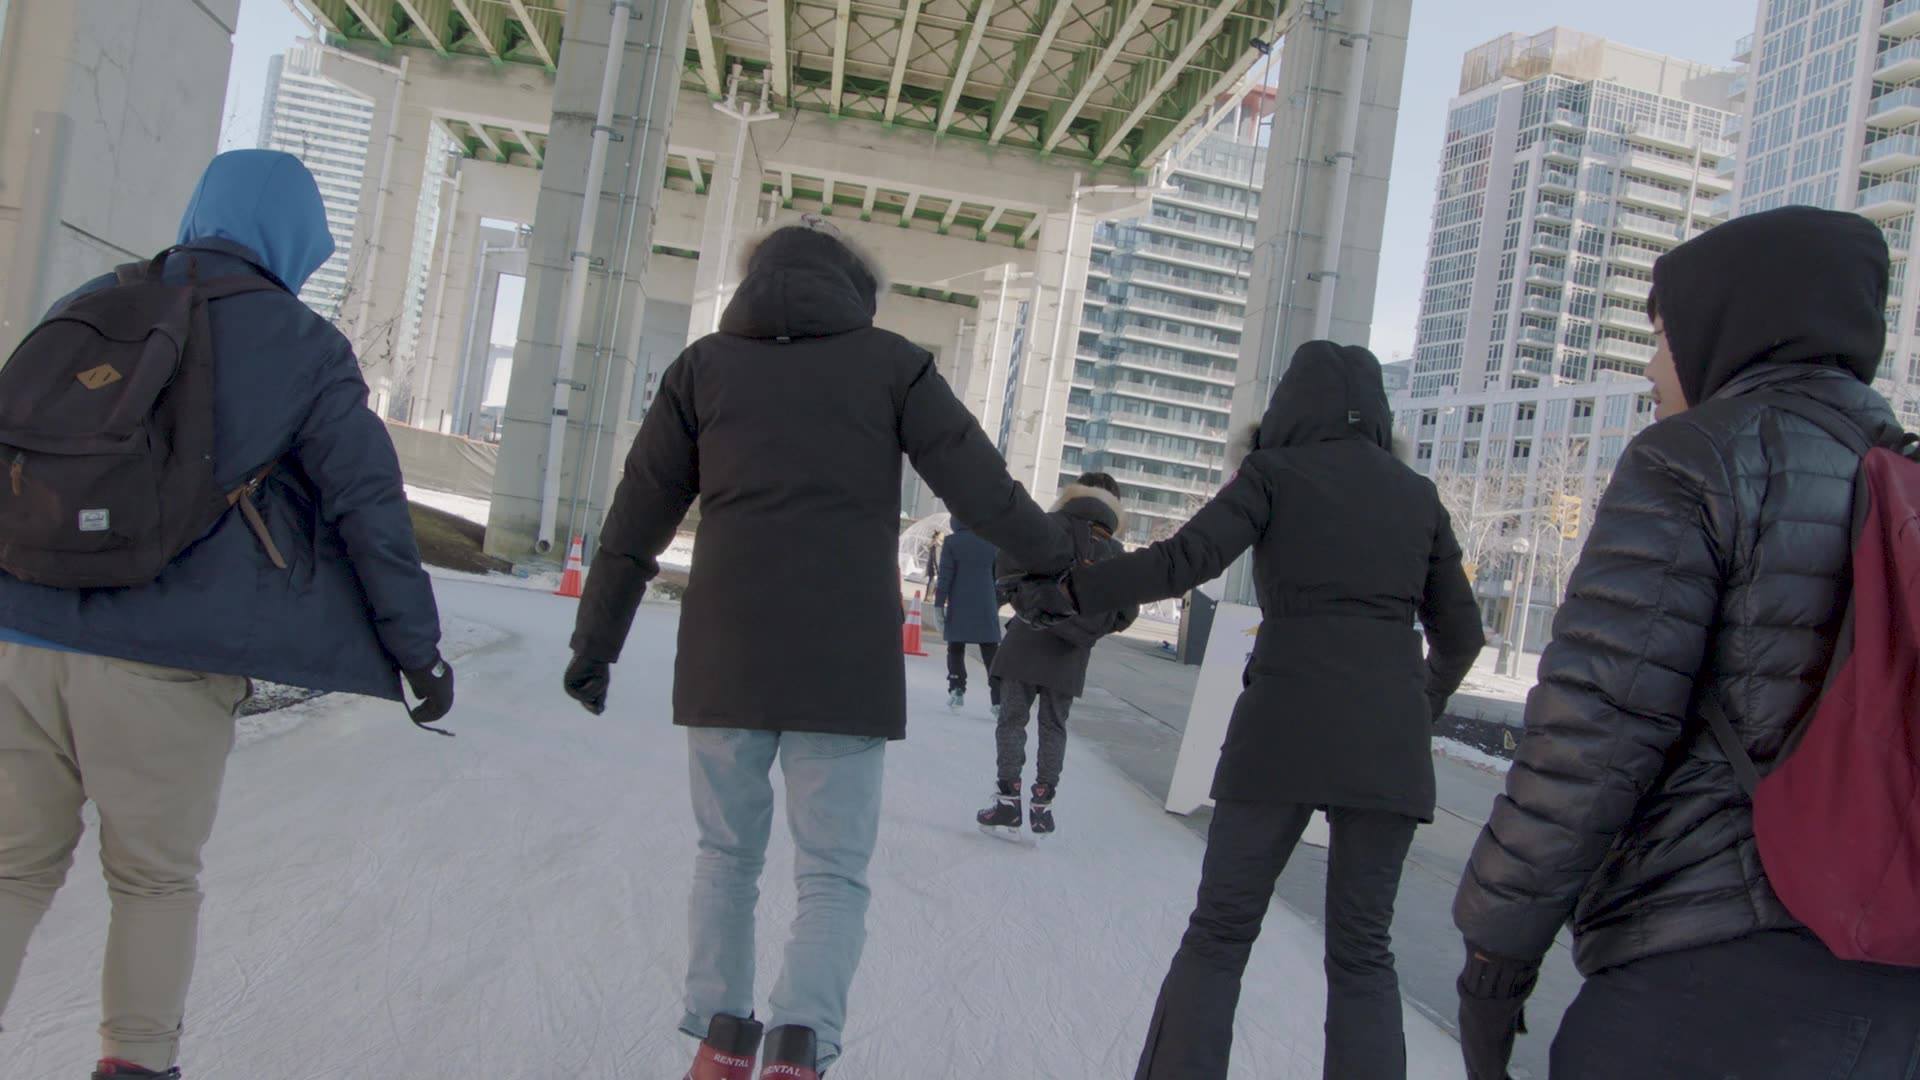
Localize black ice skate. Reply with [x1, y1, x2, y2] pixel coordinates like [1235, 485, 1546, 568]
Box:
[760, 1025, 820, 1079]
[976, 780, 1024, 841]
[1029, 781, 1056, 836]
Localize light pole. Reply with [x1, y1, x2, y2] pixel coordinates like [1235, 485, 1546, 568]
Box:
[1500, 536, 1531, 677]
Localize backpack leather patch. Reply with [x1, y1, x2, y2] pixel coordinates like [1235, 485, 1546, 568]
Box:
[75, 363, 123, 390]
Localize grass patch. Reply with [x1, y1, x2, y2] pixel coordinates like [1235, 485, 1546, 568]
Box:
[409, 501, 514, 575]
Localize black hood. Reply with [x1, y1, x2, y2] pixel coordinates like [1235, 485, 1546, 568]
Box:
[718, 226, 880, 340]
[1650, 205, 1888, 406]
[1256, 341, 1392, 452]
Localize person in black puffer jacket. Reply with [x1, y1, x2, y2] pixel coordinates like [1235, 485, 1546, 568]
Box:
[1016, 341, 1485, 1079]
[1452, 206, 1920, 1080]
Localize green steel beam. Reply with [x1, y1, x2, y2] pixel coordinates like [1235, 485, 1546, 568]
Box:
[1043, 0, 1155, 154]
[988, 0, 1076, 145]
[882, 0, 925, 125]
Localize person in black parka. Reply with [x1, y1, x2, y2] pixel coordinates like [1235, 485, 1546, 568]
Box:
[563, 219, 1069, 1077]
[978, 472, 1137, 835]
[1019, 341, 1483, 1079]
[934, 522, 1003, 711]
[1452, 207, 1920, 1080]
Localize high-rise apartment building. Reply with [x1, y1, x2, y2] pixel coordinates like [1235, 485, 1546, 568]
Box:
[1064, 93, 1271, 543]
[1409, 29, 1737, 399]
[258, 43, 375, 319]
[1731, 0, 1920, 424]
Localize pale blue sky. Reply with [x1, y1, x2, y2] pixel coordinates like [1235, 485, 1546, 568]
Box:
[218, 0, 1761, 358]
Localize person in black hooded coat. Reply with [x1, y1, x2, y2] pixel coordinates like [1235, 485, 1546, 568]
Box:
[1021, 341, 1484, 1079]
[563, 220, 1069, 1076]
[1451, 206, 1920, 1080]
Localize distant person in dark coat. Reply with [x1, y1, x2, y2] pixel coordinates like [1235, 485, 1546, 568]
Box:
[935, 522, 1003, 711]
[1014, 342, 1484, 1079]
[563, 218, 1069, 1079]
[0, 151, 449, 1080]
[977, 473, 1137, 837]
[1452, 207, 1920, 1080]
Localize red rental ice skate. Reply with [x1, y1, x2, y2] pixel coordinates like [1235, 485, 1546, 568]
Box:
[93, 1062, 181, 1079]
[685, 1014, 763, 1080]
[758, 1025, 820, 1080]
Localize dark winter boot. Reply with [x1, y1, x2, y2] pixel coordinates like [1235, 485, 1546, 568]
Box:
[976, 779, 1023, 839]
[93, 1062, 181, 1079]
[759, 1025, 819, 1079]
[1029, 781, 1056, 836]
[685, 1014, 764, 1080]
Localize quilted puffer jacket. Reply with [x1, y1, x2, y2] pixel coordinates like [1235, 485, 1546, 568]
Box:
[1454, 206, 1905, 975]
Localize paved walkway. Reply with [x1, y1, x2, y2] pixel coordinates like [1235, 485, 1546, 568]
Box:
[5, 580, 1466, 1079]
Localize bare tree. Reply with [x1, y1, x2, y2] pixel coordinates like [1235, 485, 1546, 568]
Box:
[1430, 459, 1526, 586]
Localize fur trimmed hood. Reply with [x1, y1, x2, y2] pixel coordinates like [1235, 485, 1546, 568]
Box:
[1051, 483, 1125, 535]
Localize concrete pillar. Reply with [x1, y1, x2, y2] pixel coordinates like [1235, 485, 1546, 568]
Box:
[686, 104, 768, 342]
[0, 0, 242, 354]
[1002, 207, 1094, 506]
[452, 227, 528, 440]
[1224, 0, 1412, 603]
[487, 0, 690, 561]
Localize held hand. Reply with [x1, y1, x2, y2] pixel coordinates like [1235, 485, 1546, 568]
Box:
[564, 654, 611, 716]
[402, 655, 456, 736]
[1009, 572, 1078, 629]
[1456, 943, 1539, 1080]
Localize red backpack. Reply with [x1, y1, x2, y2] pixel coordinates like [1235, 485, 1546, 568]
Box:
[1706, 392, 1920, 966]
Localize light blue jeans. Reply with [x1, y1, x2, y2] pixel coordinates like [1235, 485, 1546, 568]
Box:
[679, 728, 887, 1069]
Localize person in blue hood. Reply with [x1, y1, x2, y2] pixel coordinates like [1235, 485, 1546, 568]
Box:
[0, 151, 450, 1080]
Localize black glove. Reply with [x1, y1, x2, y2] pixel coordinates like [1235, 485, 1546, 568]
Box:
[1456, 943, 1539, 1080]
[564, 654, 611, 716]
[1009, 572, 1078, 629]
[402, 655, 455, 736]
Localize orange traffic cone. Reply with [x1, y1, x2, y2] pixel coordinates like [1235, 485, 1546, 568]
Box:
[902, 591, 929, 657]
[555, 535, 586, 599]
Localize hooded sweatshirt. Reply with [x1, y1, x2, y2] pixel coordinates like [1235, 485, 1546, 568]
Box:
[178, 149, 336, 294]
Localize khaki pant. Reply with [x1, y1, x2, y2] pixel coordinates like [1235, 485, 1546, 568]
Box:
[0, 643, 245, 1070]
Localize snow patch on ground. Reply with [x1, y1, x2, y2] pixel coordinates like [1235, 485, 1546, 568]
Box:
[1434, 737, 1513, 775]
[405, 485, 493, 526]
[234, 613, 510, 748]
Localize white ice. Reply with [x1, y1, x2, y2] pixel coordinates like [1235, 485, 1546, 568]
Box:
[3, 578, 1465, 1079]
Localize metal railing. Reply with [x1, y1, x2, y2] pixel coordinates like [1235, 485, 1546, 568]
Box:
[1617, 212, 1682, 240]
[1526, 263, 1567, 283]
[1120, 322, 1241, 356]
[1140, 238, 1247, 272]
[1606, 275, 1654, 299]
[1598, 335, 1656, 362]
[1110, 350, 1239, 383]
[1143, 213, 1253, 246]
[1517, 325, 1558, 346]
[1126, 295, 1244, 327]
[1866, 134, 1920, 168]
[1859, 179, 1919, 209]
[1876, 37, 1920, 75]
[1543, 137, 1583, 159]
[1105, 379, 1234, 410]
[1868, 86, 1920, 122]
[1532, 229, 1570, 252]
[1888, 0, 1920, 33]
[1611, 244, 1658, 268]
[1621, 181, 1686, 210]
[1127, 265, 1249, 296]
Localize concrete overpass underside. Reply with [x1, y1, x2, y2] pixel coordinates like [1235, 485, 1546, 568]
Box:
[288, 0, 1361, 563]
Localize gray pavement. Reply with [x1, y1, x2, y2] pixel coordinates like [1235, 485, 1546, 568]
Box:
[1051, 636, 1578, 1079]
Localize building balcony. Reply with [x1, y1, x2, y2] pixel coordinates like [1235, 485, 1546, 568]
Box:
[1878, 38, 1920, 82]
[1697, 194, 1734, 223]
[1616, 212, 1683, 244]
[1141, 240, 1246, 274]
[1597, 335, 1657, 365]
[1126, 295, 1243, 329]
[1605, 275, 1654, 301]
[1141, 215, 1253, 248]
[1523, 294, 1562, 316]
[1857, 180, 1918, 220]
[1547, 107, 1586, 132]
[1543, 137, 1583, 164]
[1729, 72, 1749, 100]
[1601, 304, 1651, 332]
[1733, 32, 1752, 63]
[1868, 86, 1920, 128]
[1526, 262, 1567, 286]
[1889, 0, 1920, 38]
[1628, 122, 1705, 155]
[1618, 180, 1687, 212]
[1531, 228, 1571, 254]
[1611, 243, 1659, 270]
[1517, 324, 1559, 347]
[1863, 134, 1920, 175]
[1724, 113, 1745, 142]
[1110, 351, 1239, 386]
[1119, 323, 1241, 360]
[1105, 379, 1234, 412]
[1100, 464, 1217, 496]
[1540, 168, 1579, 193]
[1535, 200, 1575, 225]
[1159, 186, 1257, 219]
[1622, 149, 1698, 183]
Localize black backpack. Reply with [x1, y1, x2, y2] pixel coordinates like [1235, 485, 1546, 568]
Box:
[0, 249, 287, 588]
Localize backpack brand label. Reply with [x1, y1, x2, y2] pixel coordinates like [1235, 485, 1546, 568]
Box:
[78, 509, 109, 533]
[75, 364, 123, 390]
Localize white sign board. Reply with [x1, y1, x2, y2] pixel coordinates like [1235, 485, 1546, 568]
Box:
[1166, 600, 1329, 847]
